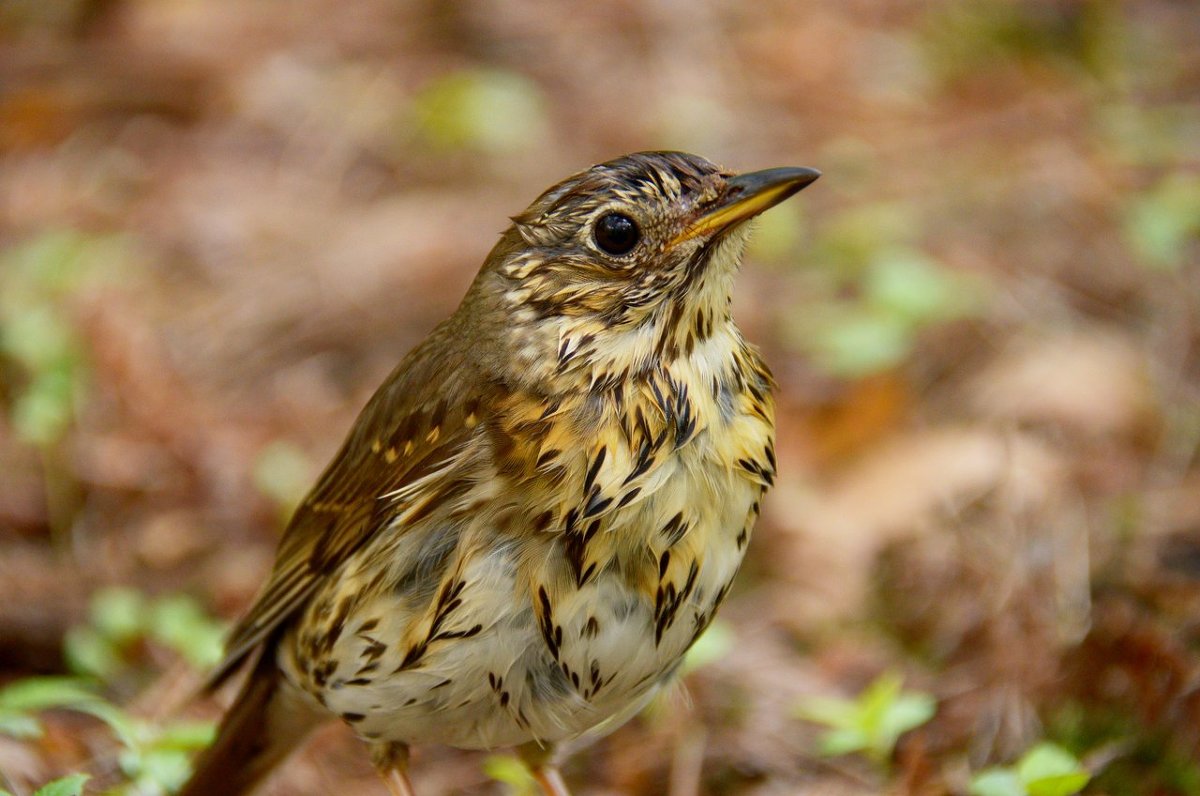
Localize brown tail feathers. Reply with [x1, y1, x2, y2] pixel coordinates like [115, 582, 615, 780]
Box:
[179, 652, 323, 796]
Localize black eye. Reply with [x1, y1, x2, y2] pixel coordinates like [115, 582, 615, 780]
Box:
[593, 213, 640, 255]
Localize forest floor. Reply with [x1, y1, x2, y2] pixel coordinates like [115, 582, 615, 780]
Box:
[1, 1, 1198, 794]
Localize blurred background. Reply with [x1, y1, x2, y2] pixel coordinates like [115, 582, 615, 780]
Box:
[0, 0, 1198, 794]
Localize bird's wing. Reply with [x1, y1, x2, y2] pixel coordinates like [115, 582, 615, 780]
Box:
[206, 336, 485, 689]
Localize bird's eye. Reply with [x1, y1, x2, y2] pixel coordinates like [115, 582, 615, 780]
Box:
[593, 213, 640, 255]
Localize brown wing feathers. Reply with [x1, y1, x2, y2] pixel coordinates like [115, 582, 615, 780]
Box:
[206, 334, 482, 690]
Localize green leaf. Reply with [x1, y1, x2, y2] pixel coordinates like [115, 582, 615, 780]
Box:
[63, 626, 123, 680]
[1123, 174, 1200, 270]
[147, 595, 226, 668]
[10, 367, 80, 446]
[0, 711, 44, 739]
[808, 309, 913, 377]
[970, 743, 1090, 796]
[1018, 743, 1090, 796]
[154, 720, 217, 751]
[820, 726, 870, 757]
[482, 754, 536, 795]
[864, 248, 978, 324]
[0, 677, 100, 740]
[0, 304, 77, 370]
[794, 695, 858, 729]
[0, 677, 98, 712]
[970, 769, 1026, 796]
[876, 691, 937, 753]
[858, 671, 904, 727]
[33, 774, 89, 796]
[795, 672, 935, 765]
[1026, 773, 1091, 796]
[90, 588, 148, 644]
[125, 747, 194, 792]
[74, 700, 140, 750]
[1017, 743, 1083, 779]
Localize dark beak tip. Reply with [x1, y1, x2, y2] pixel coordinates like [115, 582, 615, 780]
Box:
[776, 166, 822, 189]
[727, 165, 822, 196]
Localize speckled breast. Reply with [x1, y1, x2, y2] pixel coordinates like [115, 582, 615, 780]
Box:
[279, 339, 775, 751]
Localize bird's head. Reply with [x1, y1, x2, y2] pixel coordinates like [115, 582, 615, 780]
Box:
[466, 151, 819, 386]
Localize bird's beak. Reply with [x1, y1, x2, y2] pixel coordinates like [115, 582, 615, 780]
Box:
[670, 166, 821, 246]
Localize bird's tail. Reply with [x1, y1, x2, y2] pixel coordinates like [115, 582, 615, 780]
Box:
[179, 651, 323, 796]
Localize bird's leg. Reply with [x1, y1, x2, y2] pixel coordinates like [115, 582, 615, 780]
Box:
[517, 741, 571, 796]
[371, 741, 415, 796]
[531, 767, 570, 796]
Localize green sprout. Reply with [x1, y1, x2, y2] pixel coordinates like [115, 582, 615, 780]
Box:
[795, 671, 936, 766]
[1122, 173, 1200, 271]
[0, 677, 105, 740]
[0, 229, 131, 448]
[65, 588, 226, 681]
[0, 598, 219, 796]
[482, 754, 538, 796]
[2, 773, 90, 796]
[970, 742, 1091, 796]
[0, 674, 215, 795]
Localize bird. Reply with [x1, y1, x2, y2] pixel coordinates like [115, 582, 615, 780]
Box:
[179, 151, 819, 796]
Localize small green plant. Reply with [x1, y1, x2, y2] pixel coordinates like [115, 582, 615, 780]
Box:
[482, 754, 537, 796]
[970, 742, 1091, 796]
[0, 229, 137, 537]
[65, 588, 226, 681]
[2, 773, 90, 796]
[1122, 173, 1200, 271]
[0, 230, 131, 448]
[795, 671, 936, 766]
[0, 676, 106, 740]
[794, 246, 981, 377]
[0, 588, 223, 796]
[782, 201, 983, 379]
[0, 675, 216, 795]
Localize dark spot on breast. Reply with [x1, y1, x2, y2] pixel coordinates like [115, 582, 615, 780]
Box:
[583, 492, 612, 519]
[582, 616, 600, 638]
[660, 512, 688, 546]
[616, 487, 641, 508]
[583, 447, 607, 496]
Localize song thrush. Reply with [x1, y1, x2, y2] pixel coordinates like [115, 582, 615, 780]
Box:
[180, 151, 819, 796]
